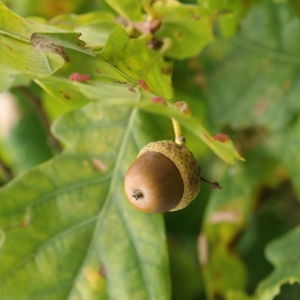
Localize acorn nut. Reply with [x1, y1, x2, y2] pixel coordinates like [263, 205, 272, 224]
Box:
[124, 140, 201, 213]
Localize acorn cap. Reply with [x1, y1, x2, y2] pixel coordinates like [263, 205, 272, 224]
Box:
[137, 140, 201, 211]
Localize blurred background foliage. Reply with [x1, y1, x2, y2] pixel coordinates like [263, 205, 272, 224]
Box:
[1, 0, 300, 299]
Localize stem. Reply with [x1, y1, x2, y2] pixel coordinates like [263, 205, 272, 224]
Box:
[171, 117, 185, 145]
[200, 175, 222, 189]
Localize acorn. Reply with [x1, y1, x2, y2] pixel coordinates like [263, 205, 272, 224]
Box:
[124, 140, 201, 213]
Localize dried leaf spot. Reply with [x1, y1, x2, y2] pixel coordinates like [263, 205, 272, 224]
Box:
[161, 67, 173, 75]
[99, 264, 107, 278]
[198, 233, 209, 266]
[84, 267, 103, 287]
[148, 38, 163, 50]
[3, 42, 13, 51]
[254, 100, 269, 116]
[43, 1, 69, 17]
[0, 230, 5, 248]
[210, 210, 240, 224]
[92, 158, 107, 172]
[20, 215, 31, 227]
[176, 31, 185, 39]
[76, 34, 86, 48]
[69, 72, 90, 82]
[128, 87, 137, 93]
[59, 90, 71, 100]
[213, 133, 230, 143]
[31, 33, 70, 61]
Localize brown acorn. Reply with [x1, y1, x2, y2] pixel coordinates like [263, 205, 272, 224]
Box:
[124, 140, 201, 213]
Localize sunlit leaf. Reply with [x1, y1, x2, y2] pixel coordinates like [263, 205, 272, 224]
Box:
[100, 26, 173, 99]
[2, 1, 300, 299]
[0, 100, 170, 299]
[153, 1, 214, 59]
[104, 0, 143, 21]
[0, 3, 66, 90]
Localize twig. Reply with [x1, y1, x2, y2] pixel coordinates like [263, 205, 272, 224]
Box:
[171, 117, 186, 145]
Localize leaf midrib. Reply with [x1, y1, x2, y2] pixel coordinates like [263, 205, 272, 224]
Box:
[68, 97, 152, 298]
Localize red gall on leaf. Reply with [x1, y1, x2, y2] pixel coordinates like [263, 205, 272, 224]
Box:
[137, 79, 150, 91]
[151, 96, 167, 106]
[213, 133, 230, 143]
[69, 72, 90, 82]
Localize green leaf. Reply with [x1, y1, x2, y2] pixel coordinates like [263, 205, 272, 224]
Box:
[104, 0, 143, 21]
[71, 14, 117, 48]
[226, 291, 257, 300]
[198, 0, 259, 38]
[0, 32, 62, 91]
[265, 115, 300, 199]
[256, 226, 300, 300]
[204, 244, 247, 296]
[136, 100, 243, 164]
[153, 1, 214, 59]
[0, 100, 170, 299]
[0, 1, 58, 39]
[201, 0, 300, 131]
[0, 3, 126, 93]
[36, 77, 133, 104]
[199, 0, 300, 199]
[0, 2, 65, 90]
[168, 238, 203, 300]
[49, 11, 117, 48]
[100, 26, 173, 99]
[199, 149, 277, 298]
[1, 2, 240, 164]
